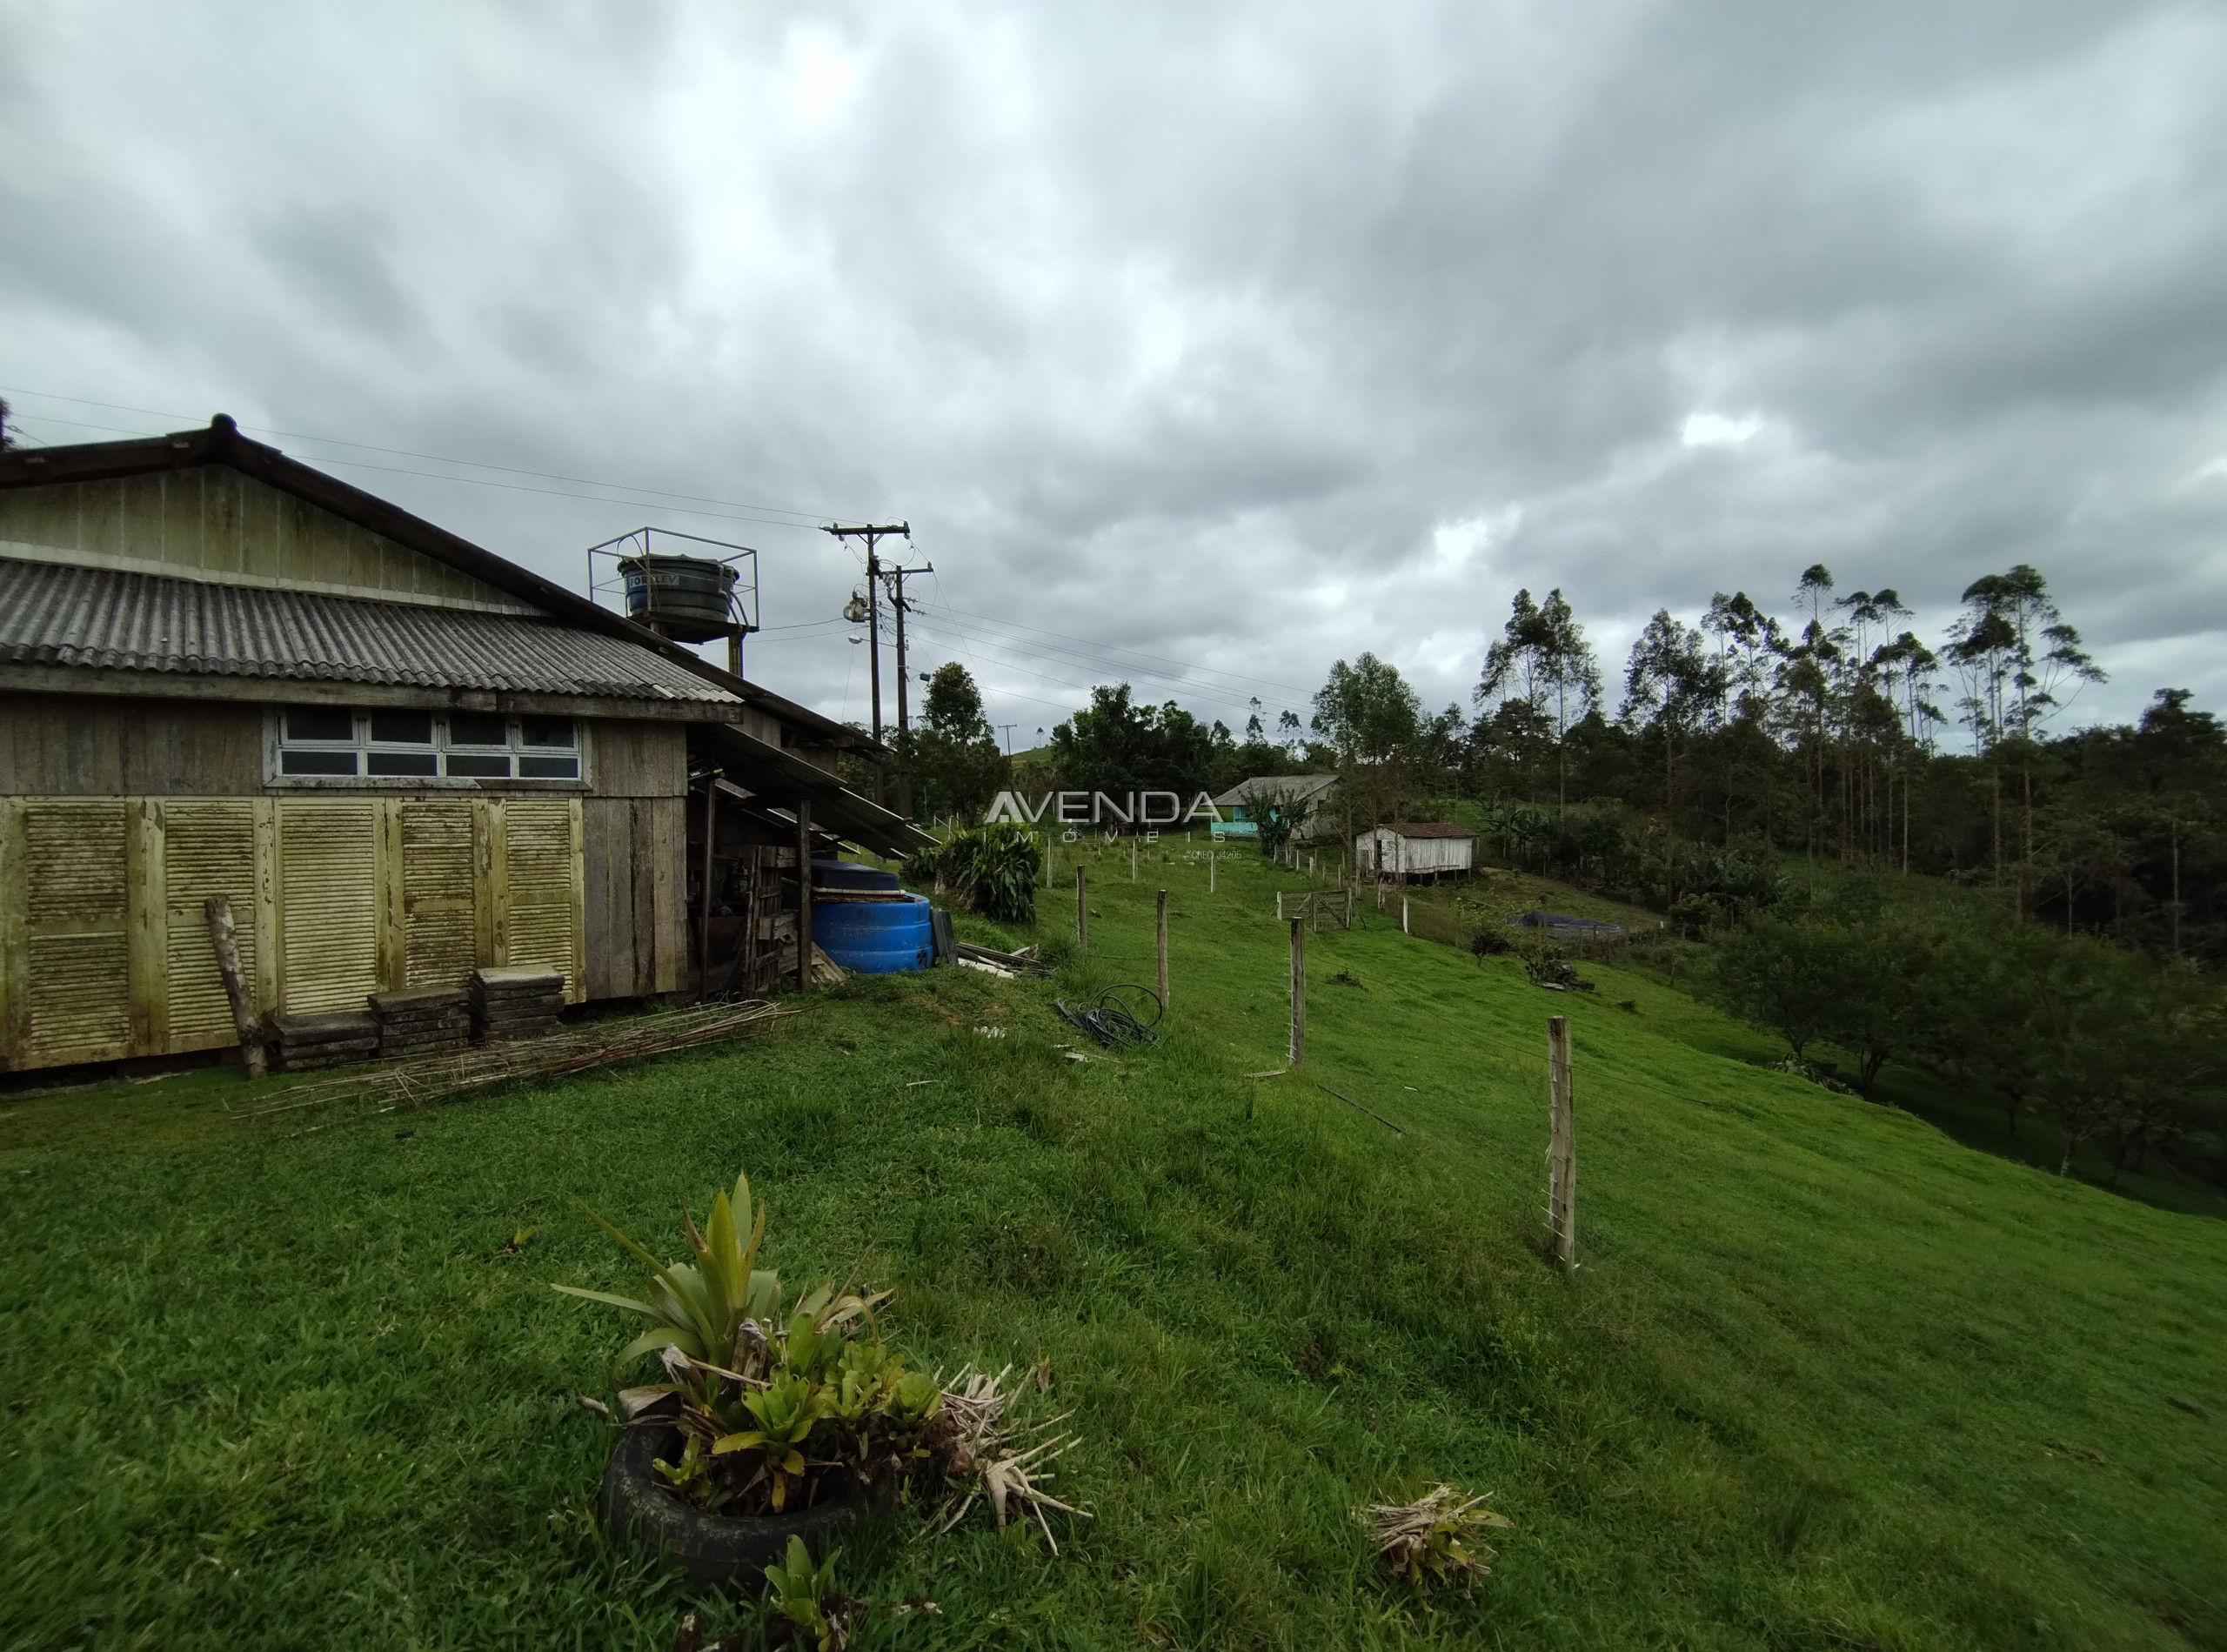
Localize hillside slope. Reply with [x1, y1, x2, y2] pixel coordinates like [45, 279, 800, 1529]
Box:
[2, 844, 2222, 1649]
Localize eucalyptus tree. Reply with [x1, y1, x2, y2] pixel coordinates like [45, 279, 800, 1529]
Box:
[1947, 565, 2104, 900]
[1702, 590, 1781, 722]
[1826, 589, 1911, 864]
[1623, 611, 1729, 904]
[1477, 587, 1601, 813]
[1871, 632, 1944, 870]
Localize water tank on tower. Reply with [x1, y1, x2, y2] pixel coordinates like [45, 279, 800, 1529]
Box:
[587, 527, 759, 675]
[615, 553, 739, 643]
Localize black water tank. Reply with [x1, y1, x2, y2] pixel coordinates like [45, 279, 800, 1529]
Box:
[616, 554, 738, 642]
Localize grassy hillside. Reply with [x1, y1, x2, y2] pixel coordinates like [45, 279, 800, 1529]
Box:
[1389, 846, 2227, 1221]
[3, 845, 2223, 1649]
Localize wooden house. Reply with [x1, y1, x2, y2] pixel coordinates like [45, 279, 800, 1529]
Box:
[1354, 822, 1475, 880]
[1209, 774, 1340, 841]
[0, 416, 923, 1073]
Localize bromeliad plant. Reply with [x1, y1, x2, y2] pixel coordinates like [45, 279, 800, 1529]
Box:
[553, 1171, 943, 1515]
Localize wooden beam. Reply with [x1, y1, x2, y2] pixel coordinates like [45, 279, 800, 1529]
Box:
[204, 896, 267, 1078]
[795, 799, 813, 993]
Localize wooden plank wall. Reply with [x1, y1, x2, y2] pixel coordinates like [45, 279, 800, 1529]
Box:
[0, 693, 264, 796]
[0, 700, 693, 1050]
[579, 721, 687, 1001]
[0, 794, 592, 1071]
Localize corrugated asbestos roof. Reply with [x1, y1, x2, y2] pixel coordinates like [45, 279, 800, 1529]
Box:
[0, 557, 738, 704]
[1375, 821, 1475, 839]
[1211, 773, 1340, 806]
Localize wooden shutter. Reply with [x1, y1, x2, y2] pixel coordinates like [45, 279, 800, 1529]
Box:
[398, 800, 478, 987]
[161, 799, 263, 1052]
[501, 798, 585, 1000]
[278, 799, 381, 1014]
[1, 799, 133, 1067]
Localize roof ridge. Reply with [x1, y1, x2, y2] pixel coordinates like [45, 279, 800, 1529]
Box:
[0, 418, 877, 752]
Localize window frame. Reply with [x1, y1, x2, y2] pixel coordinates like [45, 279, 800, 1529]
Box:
[267, 707, 591, 790]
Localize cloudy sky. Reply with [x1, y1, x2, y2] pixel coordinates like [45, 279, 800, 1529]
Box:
[5, 2, 2224, 746]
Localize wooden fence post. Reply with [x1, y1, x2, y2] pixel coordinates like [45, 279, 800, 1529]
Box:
[1548, 1014, 1575, 1273]
[1288, 917, 1306, 1067]
[1076, 866, 1087, 954]
[203, 896, 266, 1079]
[1209, 851, 1216, 893]
[1156, 887, 1169, 1013]
[1344, 886, 1354, 928]
[1402, 894, 1410, 934]
[1132, 839, 1138, 882]
[796, 800, 813, 993]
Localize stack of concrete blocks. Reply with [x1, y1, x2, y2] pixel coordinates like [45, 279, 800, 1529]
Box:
[368, 987, 471, 1059]
[269, 1011, 379, 1072]
[470, 967, 566, 1043]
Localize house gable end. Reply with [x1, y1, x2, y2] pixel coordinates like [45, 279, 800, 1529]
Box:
[0, 466, 538, 616]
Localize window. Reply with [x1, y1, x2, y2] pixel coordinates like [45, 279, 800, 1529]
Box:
[277, 709, 581, 781]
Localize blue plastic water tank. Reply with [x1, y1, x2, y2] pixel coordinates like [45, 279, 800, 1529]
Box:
[812, 859, 902, 893]
[813, 893, 933, 973]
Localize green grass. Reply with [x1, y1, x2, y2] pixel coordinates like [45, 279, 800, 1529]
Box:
[3, 843, 2224, 1649]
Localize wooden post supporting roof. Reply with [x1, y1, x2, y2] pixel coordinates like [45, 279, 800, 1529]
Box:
[796, 801, 813, 993]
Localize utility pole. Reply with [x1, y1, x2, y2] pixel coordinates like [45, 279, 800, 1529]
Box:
[823, 522, 909, 807]
[998, 724, 1016, 756]
[886, 562, 933, 820]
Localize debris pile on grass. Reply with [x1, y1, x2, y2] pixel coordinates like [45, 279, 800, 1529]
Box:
[1360, 1485, 1512, 1588]
[232, 1000, 794, 1128]
[927, 1365, 1090, 1552]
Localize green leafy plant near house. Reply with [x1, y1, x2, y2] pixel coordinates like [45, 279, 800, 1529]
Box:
[936, 822, 1040, 923]
[553, 1172, 943, 1515]
[554, 1170, 1089, 1542]
[1247, 783, 1315, 860]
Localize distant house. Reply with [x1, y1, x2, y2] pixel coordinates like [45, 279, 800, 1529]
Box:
[0, 416, 925, 1073]
[1209, 773, 1339, 840]
[1355, 822, 1475, 880]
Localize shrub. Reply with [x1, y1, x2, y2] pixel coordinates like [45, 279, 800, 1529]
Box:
[938, 823, 1040, 923]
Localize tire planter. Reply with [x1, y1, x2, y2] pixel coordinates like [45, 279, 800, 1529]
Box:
[598, 1425, 870, 1590]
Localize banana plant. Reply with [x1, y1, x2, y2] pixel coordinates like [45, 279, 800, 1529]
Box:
[550, 1170, 783, 1394]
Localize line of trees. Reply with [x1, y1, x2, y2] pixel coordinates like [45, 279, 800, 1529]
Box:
[1451, 565, 2222, 968]
[886, 580, 2224, 1190]
[892, 562, 2223, 970]
[1714, 884, 2224, 1187]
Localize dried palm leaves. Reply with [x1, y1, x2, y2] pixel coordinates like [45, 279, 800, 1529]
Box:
[1359, 1484, 1513, 1588]
[927, 1365, 1092, 1552]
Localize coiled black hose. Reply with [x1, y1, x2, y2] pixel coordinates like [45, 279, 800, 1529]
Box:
[1054, 984, 1163, 1049]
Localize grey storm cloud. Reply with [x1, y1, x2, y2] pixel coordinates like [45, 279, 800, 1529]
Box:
[3, 0, 2224, 740]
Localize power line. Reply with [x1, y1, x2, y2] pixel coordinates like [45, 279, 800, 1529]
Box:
[901, 612, 1310, 719]
[913, 596, 1314, 698]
